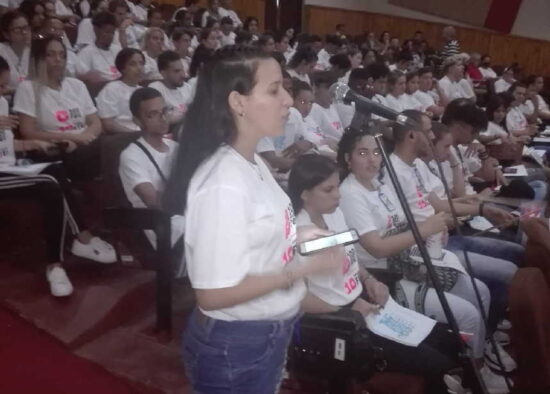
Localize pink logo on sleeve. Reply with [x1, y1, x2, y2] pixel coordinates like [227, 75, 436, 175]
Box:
[284, 210, 291, 239]
[55, 110, 69, 123]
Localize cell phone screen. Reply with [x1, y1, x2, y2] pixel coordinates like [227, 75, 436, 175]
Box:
[298, 229, 359, 255]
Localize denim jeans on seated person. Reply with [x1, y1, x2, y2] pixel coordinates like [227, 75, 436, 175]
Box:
[446, 235, 522, 332]
[182, 308, 299, 394]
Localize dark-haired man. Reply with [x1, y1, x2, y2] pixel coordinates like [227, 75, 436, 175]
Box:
[119, 87, 176, 213]
[77, 11, 122, 84]
[149, 51, 193, 125]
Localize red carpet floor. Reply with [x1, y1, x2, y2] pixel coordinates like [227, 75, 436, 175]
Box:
[0, 307, 161, 394]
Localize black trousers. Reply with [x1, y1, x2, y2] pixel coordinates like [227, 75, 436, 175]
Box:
[0, 164, 86, 263]
[370, 322, 460, 394]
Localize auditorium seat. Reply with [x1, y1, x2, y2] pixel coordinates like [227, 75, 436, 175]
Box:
[509, 267, 550, 393]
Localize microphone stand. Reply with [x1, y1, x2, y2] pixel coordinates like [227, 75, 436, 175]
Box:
[373, 134, 488, 394]
[427, 141, 513, 390]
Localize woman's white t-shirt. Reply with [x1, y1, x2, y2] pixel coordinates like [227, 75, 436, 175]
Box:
[0, 97, 15, 167]
[296, 208, 362, 306]
[77, 43, 122, 81]
[494, 78, 512, 94]
[309, 103, 344, 141]
[479, 67, 497, 80]
[0, 43, 29, 89]
[287, 69, 311, 85]
[185, 145, 305, 321]
[506, 106, 527, 133]
[480, 121, 508, 145]
[96, 80, 140, 131]
[340, 174, 409, 269]
[13, 78, 96, 134]
[413, 90, 437, 109]
[143, 52, 161, 80]
[385, 93, 422, 113]
[438, 76, 471, 101]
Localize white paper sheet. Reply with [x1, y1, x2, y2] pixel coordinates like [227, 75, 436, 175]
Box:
[503, 164, 528, 177]
[0, 162, 55, 176]
[468, 215, 499, 233]
[365, 297, 437, 347]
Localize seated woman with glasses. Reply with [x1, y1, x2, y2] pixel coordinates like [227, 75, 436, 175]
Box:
[0, 11, 31, 92]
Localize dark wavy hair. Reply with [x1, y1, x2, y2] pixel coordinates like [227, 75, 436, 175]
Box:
[163, 45, 274, 214]
[115, 47, 145, 74]
[288, 154, 338, 214]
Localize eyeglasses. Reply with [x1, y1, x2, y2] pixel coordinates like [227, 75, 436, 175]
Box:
[10, 25, 30, 34]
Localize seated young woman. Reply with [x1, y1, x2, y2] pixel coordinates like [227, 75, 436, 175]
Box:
[289, 153, 464, 394]
[336, 129, 515, 391]
[96, 48, 145, 133]
[14, 35, 103, 182]
[0, 52, 115, 296]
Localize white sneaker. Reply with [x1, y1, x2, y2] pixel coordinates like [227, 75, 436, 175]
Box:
[46, 265, 73, 297]
[485, 340, 517, 372]
[480, 365, 512, 394]
[444, 374, 471, 394]
[497, 319, 512, 330]
[494, 330, 511, 346]
[71, 237, 116, 264]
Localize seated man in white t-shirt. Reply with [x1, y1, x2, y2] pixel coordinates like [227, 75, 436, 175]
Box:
[414, 67, 445, 116]
[149, 51, 193, 126]
[309, 71, 344, 142]
[522, 75, 550, 123]
[219, 16, 236, 47]
[438, 58, 475, 103]
[119, 87, 181, 246]
[77, 11, 122, 85]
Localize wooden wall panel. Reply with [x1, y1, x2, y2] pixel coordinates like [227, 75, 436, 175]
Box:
[304, 5, 550, 77]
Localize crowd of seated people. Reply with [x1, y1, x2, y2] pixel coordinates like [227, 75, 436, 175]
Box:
[1, 0, 550, 393]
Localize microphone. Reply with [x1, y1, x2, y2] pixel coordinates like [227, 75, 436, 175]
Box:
[332, 83, 419, 127]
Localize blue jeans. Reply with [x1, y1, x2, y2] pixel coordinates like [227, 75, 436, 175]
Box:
[446, 235, 522, 332]
[182, 309, 299, 394]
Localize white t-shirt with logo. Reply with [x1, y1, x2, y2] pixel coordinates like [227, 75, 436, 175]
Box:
[220, 31, 236, 47]
[119, 136, 178, 208]
[297, 208, 362, 306]
[55, 0, 73, 16]
[340, 174, 409, 269]
[77, 43, 122, 81]
[386, 154, 436, 222]
[413, 90, 437, 109]
[480, 121, 508, 145]
[0, 42, 29, 89]
[309, 103, 343, 141]
[185, 145, 305, 321]
[0, 96, 15, 167]
[13, 78, 96, 134]
[506, 106, 527, 133]
[119, 136, 178, 245]
[385, 93, 423, 113]
[257, 107, 304, 154]
[149, 80, 193, 117]
[96, 80, 140, 131]
[494, 78, 512, 94]
[438, 76, 470, 101]
[143, 52, 161, 80]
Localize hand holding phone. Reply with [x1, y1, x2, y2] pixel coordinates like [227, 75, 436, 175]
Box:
[298, 229, 359, 256]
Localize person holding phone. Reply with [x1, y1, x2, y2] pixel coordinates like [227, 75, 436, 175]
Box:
[288, 154, 466, 394]
[163, 46, 342, 394]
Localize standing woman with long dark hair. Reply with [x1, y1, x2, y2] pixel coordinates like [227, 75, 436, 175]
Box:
[164, 46, 341, 393]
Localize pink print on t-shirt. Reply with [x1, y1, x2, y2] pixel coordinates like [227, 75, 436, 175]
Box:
[55, 110, 69, 122]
